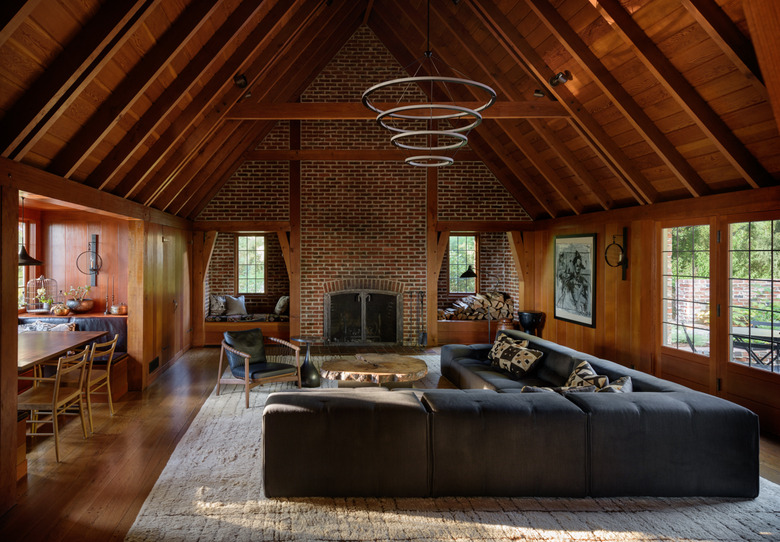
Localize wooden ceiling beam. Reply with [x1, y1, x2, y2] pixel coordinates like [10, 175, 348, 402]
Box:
[243, 149, 482, 161]
[363, 0, 374, 26]
[496, 120, 584, 215]
[592, 0, 772, 189]
[0, 158, 188, 230]
[527, 118, 613, 209]
[466, 134, 547, 221]
[182, 123, 278, 219]
[165, 121, 260, 216]
[183, 1, 369, 219]
[226, 100, 569, 120]
[527, 0, 710, 199]
[46, 1, 221, 180]
[425, 2, 588, 215]
[83, 0, 268, 192]
[680, 0, 765, 89]
[1, 0, 152, 159]
[107, 0, 314, 198]
[743, 0, 780, 139]
[429, 1, 613, 211]
[170, 0, 367, 217]
[469, 0, 657, 205]
[149, 120, 245, 209]
[129, 0, 326, 205]
[470, 130, 560, 219]
[0, 0, 44, 48]
[371, 4, 554, 219]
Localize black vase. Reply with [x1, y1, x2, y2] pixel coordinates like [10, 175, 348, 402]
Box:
[300, 355, 321, 388]
[518, 311, 545, 336]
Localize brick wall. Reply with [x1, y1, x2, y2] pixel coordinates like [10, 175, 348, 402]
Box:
[197, 25, 529, 344]
[206, 232, 290, 314]
[437, 232, 521, 316]
[439, 162, 531, 221]
[299, 161, 427, 343]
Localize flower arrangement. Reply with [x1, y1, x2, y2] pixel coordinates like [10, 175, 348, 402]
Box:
[36, 286, 53, 305]
[68, 285, 91, 301]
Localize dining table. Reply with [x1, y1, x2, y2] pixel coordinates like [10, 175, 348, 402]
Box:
[17, 330, 107, 373]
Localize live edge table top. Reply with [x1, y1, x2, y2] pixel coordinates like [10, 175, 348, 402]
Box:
[320, 354, 428, 384]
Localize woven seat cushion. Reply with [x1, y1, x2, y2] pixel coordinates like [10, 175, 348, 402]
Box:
[232, 362, 297, 380]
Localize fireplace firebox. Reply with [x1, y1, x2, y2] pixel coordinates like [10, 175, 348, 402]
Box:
[324, 289, 403, 345]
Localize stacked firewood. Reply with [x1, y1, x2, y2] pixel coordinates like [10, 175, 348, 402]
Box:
[438, 291, 514, 320]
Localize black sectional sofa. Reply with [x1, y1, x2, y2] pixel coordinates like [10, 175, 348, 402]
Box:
[262, 329, 759, 498]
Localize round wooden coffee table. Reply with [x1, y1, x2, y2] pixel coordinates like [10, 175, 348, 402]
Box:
[320, 354, 428, 385]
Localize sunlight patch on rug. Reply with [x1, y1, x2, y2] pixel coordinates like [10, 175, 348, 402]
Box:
[126, 354, 780, 542]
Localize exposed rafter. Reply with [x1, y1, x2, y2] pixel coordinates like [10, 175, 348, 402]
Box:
[592, 0, 773, 189]
[527, 0, 710, 198]
[468, 0, 658, 205]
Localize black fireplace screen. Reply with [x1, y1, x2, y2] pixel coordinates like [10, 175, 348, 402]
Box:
[326, 290, 401, 344]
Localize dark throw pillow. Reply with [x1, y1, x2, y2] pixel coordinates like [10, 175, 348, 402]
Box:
[224, 295, 247, 316]
[274, 295, 290, 315]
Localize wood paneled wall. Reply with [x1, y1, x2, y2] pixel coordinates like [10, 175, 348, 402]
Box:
[524, 186, 780, 435]
[127, 222, 191, 390]
[40, 211, 129, 312]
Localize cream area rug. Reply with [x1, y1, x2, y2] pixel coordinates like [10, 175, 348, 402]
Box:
[126, 354, 780, 542]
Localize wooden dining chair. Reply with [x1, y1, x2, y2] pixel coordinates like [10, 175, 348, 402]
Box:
[83, 334, 119, 433]
[18, 349, 90, 462]
[217, 328, 302, 408]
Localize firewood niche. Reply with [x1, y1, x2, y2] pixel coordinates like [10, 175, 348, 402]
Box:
[438, 291, 515, 321]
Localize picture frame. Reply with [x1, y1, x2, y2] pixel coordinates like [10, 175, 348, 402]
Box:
[554, 233, 596, 327]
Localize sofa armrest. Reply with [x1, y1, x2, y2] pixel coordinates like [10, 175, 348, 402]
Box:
[441, 343, 491, 366]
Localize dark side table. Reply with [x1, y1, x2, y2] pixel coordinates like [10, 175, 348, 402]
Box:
[290, 336, 323, 387]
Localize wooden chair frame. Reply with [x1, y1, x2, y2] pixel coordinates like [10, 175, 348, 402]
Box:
[84, 334, 119, 433]
[217, 336, 302, 408]
[18, 349, 90, 462]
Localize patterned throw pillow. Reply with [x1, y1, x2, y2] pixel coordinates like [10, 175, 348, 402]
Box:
[565, 360, 608, 389]
[210, 294, 226, 316]
[493, 345, 543, 378]
[27, 320, 77, 332]
[596, 375, 633, 393]
[488, 334, 529, 363]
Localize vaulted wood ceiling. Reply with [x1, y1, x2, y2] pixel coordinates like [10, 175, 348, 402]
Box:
[2, 0, 778, 221]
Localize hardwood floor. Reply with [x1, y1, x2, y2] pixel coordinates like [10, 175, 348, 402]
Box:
[1, 346, 779, 542]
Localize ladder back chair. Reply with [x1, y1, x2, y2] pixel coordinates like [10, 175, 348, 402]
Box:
[18, 348, 90, 462]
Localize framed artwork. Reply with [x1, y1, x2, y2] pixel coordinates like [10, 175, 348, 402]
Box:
[554, 234, 596, 327]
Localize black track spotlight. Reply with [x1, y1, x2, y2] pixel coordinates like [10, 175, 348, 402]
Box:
[549, 70, 572, 87]
[233, 74, 248, 88]
[533, 89, 545, 98]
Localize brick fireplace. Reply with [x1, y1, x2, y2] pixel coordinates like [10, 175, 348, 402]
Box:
[323, 279, 405, 345]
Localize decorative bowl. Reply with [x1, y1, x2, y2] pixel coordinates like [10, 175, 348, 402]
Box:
[66, 298, 95, 313]
[50, 304, 70, 316]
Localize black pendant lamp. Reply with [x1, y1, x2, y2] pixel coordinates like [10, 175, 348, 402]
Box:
[460, 265, 477, 278]
[18, 197, 43, 267]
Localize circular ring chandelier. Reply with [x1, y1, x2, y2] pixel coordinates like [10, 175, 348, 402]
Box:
[405, 155, 455, 168]
[376, 104, 483, 134]
[390, 131, 468, 152]
[361, 0, 496, 167]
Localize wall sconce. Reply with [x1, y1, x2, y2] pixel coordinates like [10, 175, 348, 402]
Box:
[549, 70, 572, 87]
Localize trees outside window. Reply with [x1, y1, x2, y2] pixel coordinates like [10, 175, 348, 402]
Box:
[449, 234, 476, 294]
[729, 220, 780, 372]
[236, 235, 265, 294]
[661, 225, 711, 355]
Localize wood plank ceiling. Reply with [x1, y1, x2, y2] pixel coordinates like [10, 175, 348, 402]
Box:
[1, 0, 778, 221]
